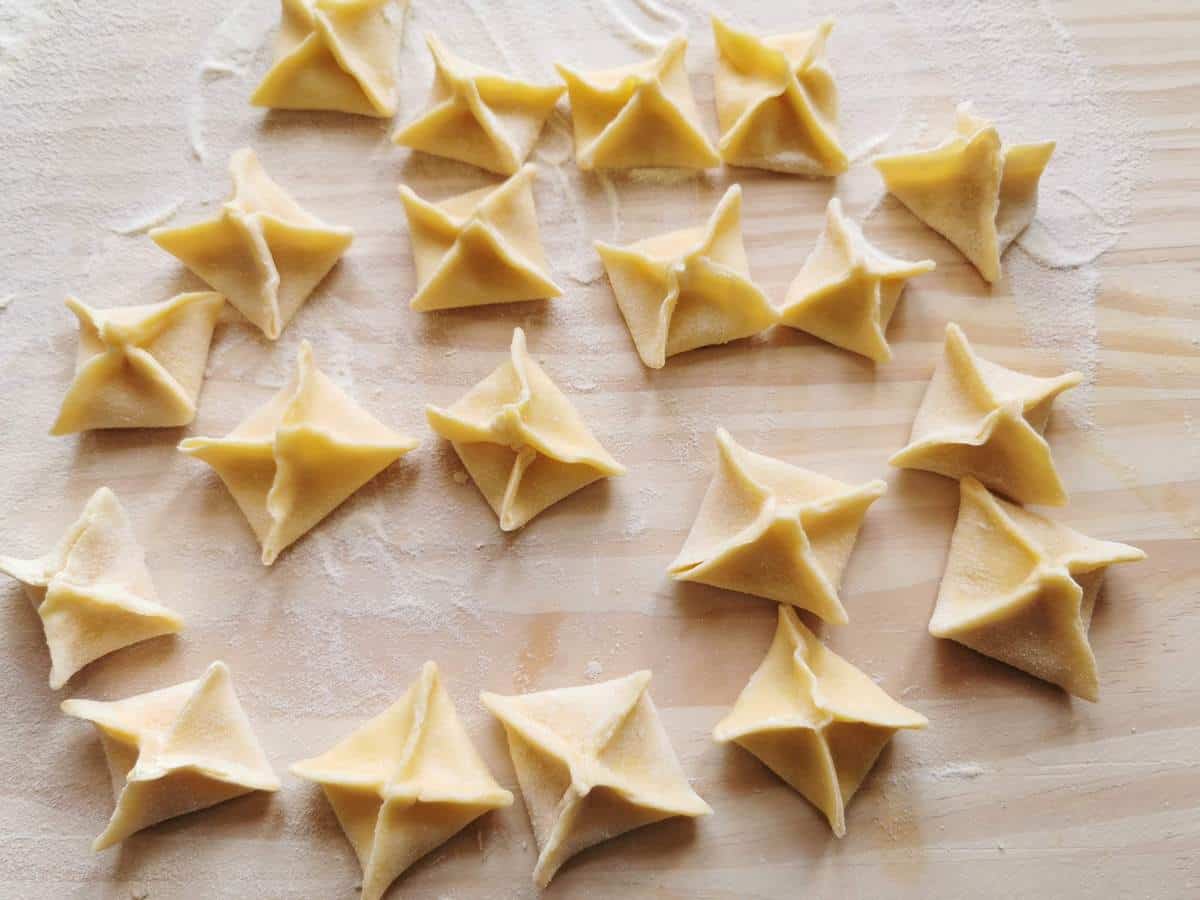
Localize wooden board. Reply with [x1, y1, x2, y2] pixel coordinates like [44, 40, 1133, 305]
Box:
[0, 1, 1197, 897]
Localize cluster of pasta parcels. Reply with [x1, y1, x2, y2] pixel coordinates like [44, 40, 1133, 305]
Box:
[1, 0, 1145, 894]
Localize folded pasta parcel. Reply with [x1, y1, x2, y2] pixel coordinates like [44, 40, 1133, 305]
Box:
[398, 164, 560, 312]
[557, 35, 719, 171]
[426, 327, 624, 531]
[0, 488, 183, 690]
[51, 292, 224, 435]
[151, 148, 354, 340]
[292, 661, 512, 900]
[714, 606, 926, 836]
[596, 185, 777, 369]
[179, 341, 418, 565]
[931, 477, 1145, 702]
[670, 429, 886, 624]
[393, 33, 564, 175]
[873, 102, 1054, 283]
[712, 16, 848, 176]
[62, 661, 279, 850]
[482, 670, 711, 886]
[252, 0, 405, 117]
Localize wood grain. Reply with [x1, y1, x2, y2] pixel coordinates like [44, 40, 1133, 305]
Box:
[0, 0, 1197, 898]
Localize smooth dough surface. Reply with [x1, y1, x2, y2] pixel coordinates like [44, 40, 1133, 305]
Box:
[393, 33, 564, 175]
[398, 164, 560, 311]
[712, 17, 848, 175]
[151, 148, 354, 340]
[778, 198, 934, 362]
[291, 661, 512, 900]
[889, 322, 1082, 506]
[0, 487, 183, 690]
[251, 0, 405, 117]
[61, 661, 279, 850]
[714, 605, 926, 836]
[52, 292, 224, 435]
[595, 185, 777, 369]
[481, 670, 711, 886]
[557, 36, 719, 171]
[931, 477, 1145, 701]
[669, 428, 886, 623]
[426, 327, 624, 531]
[179, 340, 418, 565]
[873, 102, 1055, 283]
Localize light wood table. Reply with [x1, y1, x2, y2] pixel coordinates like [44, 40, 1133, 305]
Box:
[0, 0, 1196, 897]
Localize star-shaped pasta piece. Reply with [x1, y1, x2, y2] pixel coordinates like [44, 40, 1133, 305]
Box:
[292, 662, 512, 900]
[151, 148, 354, 340]
[0, 488, 182, 690]
[179, 340, 418, 565]
[873, 102, 1055, 283]
[777, 198, 935, 363]
[398, 164, 561, 311]
[714, 605, 926, 836]
[481, 670, 711, 887]
[61, 661, 280, 850]
[669, 429, 886, 624]
[51, 292, 224, 435]
[426, 327, 624, 531]
[595, 185, 777, 369]
[557, 36, 719, 171]
[393, 33, 565, 175]
[890, 323, 1082, 506]
[932, 477, 1144, 702]
[712, 17, 848, 176]
[251, 0, 404, 117]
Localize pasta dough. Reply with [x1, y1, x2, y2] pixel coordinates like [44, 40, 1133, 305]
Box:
[51, 292, 224, 435]
[481, 670, 711, 887]
[398, 164, 561, 311]
[0, 488, 183, 690]
[251, 0, 404, 117]
[669, 429, 886, 624]
[426, 327, 624, 531]
[179, 341, 418, 565]
[151, 148, 354, 340]
[393, 33, 564, 175]
[61, 661, 279, 850]
[557, 36, 719, 171]
[595, 185, 777, 369]
[932, 477, 1145, 701]
[777, 198, 935, 363]
[890, 323, 1082, 506]
[292, 661, 512, 900]
[712, 17, 848, 176]
[714, 606, 926, 836]
[873, 102, 1055, 283]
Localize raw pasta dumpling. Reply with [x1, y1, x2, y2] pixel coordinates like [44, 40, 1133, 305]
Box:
[890, 323, 1081, 506]
[52, 292, 224, 434]
[931, 477, 1145, 701]
[670, 429, 886, 624]
[873, 102, 1054, 283]
[426, 327, 624, 530]
[712, 16, 848, 175]
[251, 0, 405, 117]
[61, 661, 279, 850]
[179, 341, 418, 565]
[557, 36, 719, 171]
[393, 33, 564, 175]
[292, 662, 512, 900]
[0, 488, 182, 689]
[595, 185, 776, 369]
[481, 670, 711, 886]
[714, 605, 926, 836]
[151, 148, 353, 340]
